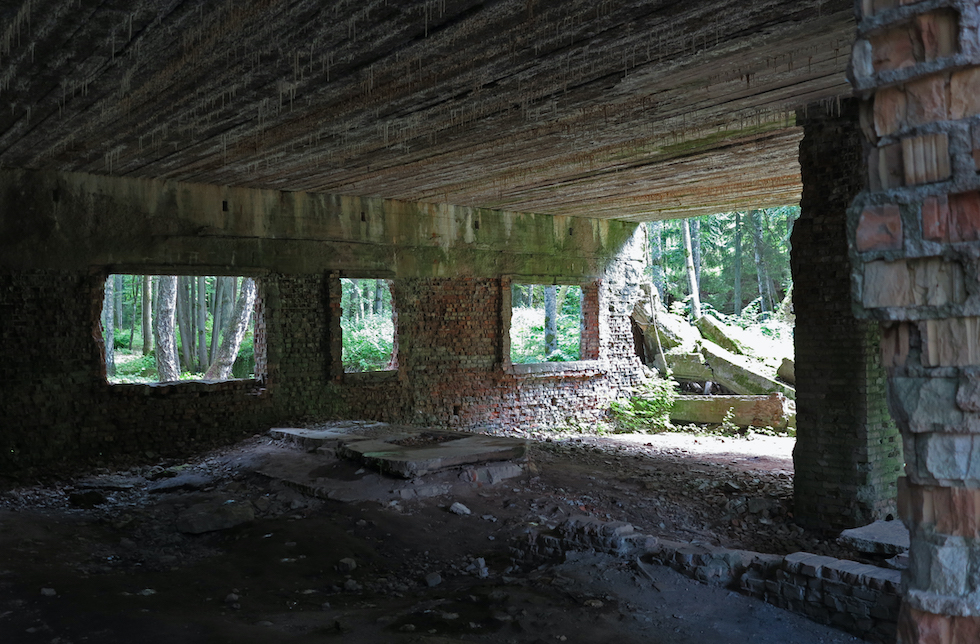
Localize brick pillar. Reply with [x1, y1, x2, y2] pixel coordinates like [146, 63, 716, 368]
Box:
[792, 99, 903, 533]
[849, 2, 980, 639]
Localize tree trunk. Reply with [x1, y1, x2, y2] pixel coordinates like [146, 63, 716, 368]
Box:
[113, 274, 123, 328]
[690, 218, 702, 292]
[128, 277, 138, 351]
[176, 276, 193, 371]
[102, 277, 115, 376]
[734, 212, 743, 315]
[142, 275, 153, 355]
[682, 219, 702, 319]
[750, 210, 770, 314]
[210, 278, 225, 359]
[197, 276, 208, 370]
[373, 280, 384, 314]
[648, 220, 666, 302]
[205, 278, 257, 380]
[349, 281, 362, 322]
[511, 284, 526, 307]
[154, 276, 180, 382]
[544, 285, 558, 357]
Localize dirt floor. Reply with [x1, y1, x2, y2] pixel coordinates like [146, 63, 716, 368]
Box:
[0, 426, 870, 644]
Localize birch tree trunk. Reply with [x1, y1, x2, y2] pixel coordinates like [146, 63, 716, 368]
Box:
[682, 219, 702, 319]
[544, 285, 558, 357]
[154, 276, 180, 382]
[142, 275, 153, 355]
[734, 212, 743, 315]
[648, 220, 666, 301]
[750, 210, 771, 314]
[176, 276, 193, 370]
[690, 218, 702, 292]
[197, 276, 208, 370]
[205, 278, 256, 380]
[102, 277, 115, 376]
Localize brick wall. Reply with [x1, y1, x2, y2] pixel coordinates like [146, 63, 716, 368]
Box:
[792, 99, 902, 532]
[0, 258, 645, 476]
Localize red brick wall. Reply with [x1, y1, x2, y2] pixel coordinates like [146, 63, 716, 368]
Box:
[0, 268, 644, 475]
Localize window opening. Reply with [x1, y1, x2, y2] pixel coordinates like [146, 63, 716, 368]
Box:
[340, 278, 396, 372]
[101, 274, 259, 384]
[509, 284, 582, 363]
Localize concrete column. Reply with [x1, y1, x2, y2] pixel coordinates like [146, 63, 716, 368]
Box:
[849, 2, 980, 639]
[792, 100, 903, 533]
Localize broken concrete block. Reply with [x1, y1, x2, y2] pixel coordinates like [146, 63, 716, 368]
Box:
[661, 349, 708, 375]
[338, 432, 527, 479]
[669, 393, 795, 430]
[839, 520, 910, 555]
[920, 318, 980, 367]
[922, 195, 949, 242]
[949, 191, 980, 242]
[881, 323, 910, 369]
[874, 86, 907, 136]
[889, 377, 963, 432]
[698, 340, 795, 400]
[851, 38, 874, 81]
[879, 143, 905, 189]
[863, 260, 912, 308]
[856, 204, 903, 252]
[951, 67, 980, 119]
[176, 500, 255, 534]
[901, 132, 950, 185]
[906, 74, 948, 127]
[694, 315, 746, 355]
[911, 258, 965, 307]
[915, 11, 958, 62]
[777, 358, 795, 385]
[871, 26, 917, 73]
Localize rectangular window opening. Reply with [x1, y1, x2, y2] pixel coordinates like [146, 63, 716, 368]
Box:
[341, 278, 397, 373]
[510, 284, 583, 363]
[100, 274, 262, 384]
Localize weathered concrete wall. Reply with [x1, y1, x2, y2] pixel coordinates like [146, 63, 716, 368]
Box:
[792, 99, 902, 533]
[0, 170, 645, 476]
[849, 1, 980, 639]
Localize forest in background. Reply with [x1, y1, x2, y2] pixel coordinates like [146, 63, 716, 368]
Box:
[101, 275, 257, 384]
[341, 278, 395, 372]
[648, 206, 798, 322]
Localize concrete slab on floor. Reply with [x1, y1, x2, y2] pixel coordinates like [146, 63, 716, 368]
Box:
[338, 432, 528, 478]
[272, 424, 528, 479]
[838, 519, 909, 555]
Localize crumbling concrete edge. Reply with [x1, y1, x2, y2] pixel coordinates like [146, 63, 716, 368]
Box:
[514, 515, 902, 643]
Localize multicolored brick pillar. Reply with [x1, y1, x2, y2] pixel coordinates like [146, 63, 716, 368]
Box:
[849, 1, 980, 639]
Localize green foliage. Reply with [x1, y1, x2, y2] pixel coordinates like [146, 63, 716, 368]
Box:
[232, 334, 255, 378]
[341, 278, 395, 372]
[510, 285, 582, 363]
[111, 351, 157, 383]
[609, 376, 679, 433]
[341, 314, 395, 372]
[113, 327, 135, 349]
[647, 206, 799, 318]
[104, 274, 256, 383]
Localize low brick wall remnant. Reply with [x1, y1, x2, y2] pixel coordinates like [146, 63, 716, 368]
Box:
[517, 515, 902, 643]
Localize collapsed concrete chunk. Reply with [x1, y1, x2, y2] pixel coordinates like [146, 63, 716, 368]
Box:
[777, 357, 795, 385]
[838, 520, 909, 555]
[660, 350, 713, 381]
[694, 315, 747, 355]
[631, 301, 700, 352]
[669, 393, 796, 430]
[698, 340, 796, 400]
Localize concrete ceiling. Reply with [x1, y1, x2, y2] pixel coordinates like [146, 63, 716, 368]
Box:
[0, 0, 855, 221]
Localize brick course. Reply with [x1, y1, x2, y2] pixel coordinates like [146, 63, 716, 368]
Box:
[793, 99, 902, 532]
